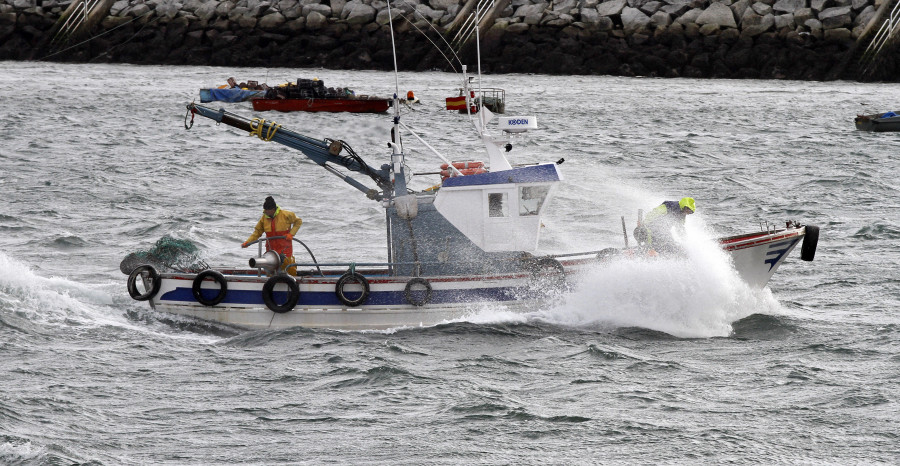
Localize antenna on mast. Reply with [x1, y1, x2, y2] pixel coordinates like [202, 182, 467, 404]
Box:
[386, 0, 407, 196]
[386, 0, 402, 117]
[474, 0, 485, 135]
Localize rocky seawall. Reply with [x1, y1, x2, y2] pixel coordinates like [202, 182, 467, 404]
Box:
[0, 0, 896, 80]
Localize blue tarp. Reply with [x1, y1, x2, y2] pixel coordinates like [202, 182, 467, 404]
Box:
[881, 111, 898, 118]
[199, 88, 265, 103]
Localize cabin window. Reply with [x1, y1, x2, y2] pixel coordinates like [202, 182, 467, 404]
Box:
[519, 185, 550, 216]
[488, 193, 508, 217]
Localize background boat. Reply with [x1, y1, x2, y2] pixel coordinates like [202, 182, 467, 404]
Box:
[855, 111, 900, 131]
[252, 77, 392, 113]
[251, 96, 391, 113]
[199, 88, 265, 103]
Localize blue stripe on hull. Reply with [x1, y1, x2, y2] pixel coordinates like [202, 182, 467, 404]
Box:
[160, 286, 527, 307]
[764, 238, 799, 271]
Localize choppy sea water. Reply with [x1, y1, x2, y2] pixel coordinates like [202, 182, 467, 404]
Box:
[1, 61, 898, 464]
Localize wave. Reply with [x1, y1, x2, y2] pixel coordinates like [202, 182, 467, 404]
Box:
[322, 365, 422, 389]
[0, 434, 69, 466]
[49, 235, 89, 249]
[0, 252, 221, 345]
[126, 307, 241, 340]
[0, 252, 115, 330]
[853, 221, 900, 240]
[534, 219, 785, 338]
[730, 313, 800, 340]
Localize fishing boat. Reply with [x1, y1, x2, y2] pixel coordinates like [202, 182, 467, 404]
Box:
[251, 77, 391, 113]
[199, 88, 265, 103]
[855, 111, 900, 132]
[252, 97, 392, 113]
[125, 92, 818, 330]
[123, 3, 818, 331]
[200, 78, 267, 103]
[446, 87, 505, 114]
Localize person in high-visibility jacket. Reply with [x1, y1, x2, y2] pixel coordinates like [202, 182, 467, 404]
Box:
[242, 196, 302, 276]
[634, 197, 695, 254]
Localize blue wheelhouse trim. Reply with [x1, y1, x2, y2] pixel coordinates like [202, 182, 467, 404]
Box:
[441, 163, 560, 188]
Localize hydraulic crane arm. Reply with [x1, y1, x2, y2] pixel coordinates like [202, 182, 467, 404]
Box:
[186, 103, 391, 199]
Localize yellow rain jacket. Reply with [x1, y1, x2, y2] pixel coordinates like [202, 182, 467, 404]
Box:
[634, 198, 694, 253]
[245, 207, 302, 275]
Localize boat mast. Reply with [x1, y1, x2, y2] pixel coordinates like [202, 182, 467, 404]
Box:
[475, 0, 485, 135]
[386, 0, 407, 197]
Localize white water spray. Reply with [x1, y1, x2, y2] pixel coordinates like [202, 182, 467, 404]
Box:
[538, 216, 784, 338]
[0, 252, 219, 341]
[0, 252, 115, 326]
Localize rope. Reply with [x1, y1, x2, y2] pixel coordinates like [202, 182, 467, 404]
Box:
[41, 7, 157, 61]
[184, 103, 195, 129]
[249, 118, 280, 141]
[397, 9, 460, 73]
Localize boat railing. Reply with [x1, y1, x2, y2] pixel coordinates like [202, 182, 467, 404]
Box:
[455, 87, 506, 113]
[284, 251, 617, 278]
[859, 0, 900, 78]
[451, 0, 496, 48]
[50, 0, 103, 47]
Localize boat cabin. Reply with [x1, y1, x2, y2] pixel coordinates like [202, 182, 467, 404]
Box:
[434, 164, 560, 252]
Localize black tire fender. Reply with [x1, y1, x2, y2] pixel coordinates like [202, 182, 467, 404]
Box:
[127, 265, 160, 301]
[597, 248, 620, 260]
[335, 272, 370, 307]
[262, 275, 300, 313]
[404, 277, 433, 307]
[192, 270, 228, 306]
[801, 225, 819, 262]
[527, 257, 567, 292]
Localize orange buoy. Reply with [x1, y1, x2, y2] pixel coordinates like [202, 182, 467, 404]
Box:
[440, 161, 484, 170]
[440, 167, 487, 180]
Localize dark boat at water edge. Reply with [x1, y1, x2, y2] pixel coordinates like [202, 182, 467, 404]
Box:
[855, 111, 900, 131]
[251, 96, 392, 113]
[253, 77, 391, 113]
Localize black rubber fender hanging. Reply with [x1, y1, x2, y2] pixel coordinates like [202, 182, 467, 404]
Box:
[335, 272, 370, 307]
[801, 225, 819, 262]
[262, 275, 300, 313]
[404, 277, 433, 306]
[127, 265, 161, 301]
[596, 248, 620, 260]
[192, 270, 228, 306]
[526, 257, 568, 293]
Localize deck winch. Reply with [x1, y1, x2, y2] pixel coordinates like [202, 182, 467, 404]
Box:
[249, 250, 282, 275]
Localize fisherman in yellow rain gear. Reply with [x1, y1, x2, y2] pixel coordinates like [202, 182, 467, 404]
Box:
[634, 197, 695, 255]
[242, 196, 302, 276]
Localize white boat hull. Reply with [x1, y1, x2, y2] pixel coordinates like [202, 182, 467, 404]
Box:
[134, 225, 813, 330]
[148, 272, 543, 330]
[154, 300, 532, 330]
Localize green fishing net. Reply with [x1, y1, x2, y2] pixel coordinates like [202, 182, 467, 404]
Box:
[119, 236, 209, 274]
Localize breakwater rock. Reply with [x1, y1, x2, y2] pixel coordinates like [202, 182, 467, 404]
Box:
[0, 0, 895, 80]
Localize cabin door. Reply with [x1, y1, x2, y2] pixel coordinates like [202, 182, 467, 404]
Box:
[483, 189, 516, 251]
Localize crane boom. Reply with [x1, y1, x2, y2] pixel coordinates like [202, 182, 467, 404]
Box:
[186, 103, 391, 198]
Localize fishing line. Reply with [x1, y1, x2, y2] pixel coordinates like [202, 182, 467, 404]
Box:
[397, 11, 459, 74]
[40, 9, 157, 62]
[394, 0, 463, 73]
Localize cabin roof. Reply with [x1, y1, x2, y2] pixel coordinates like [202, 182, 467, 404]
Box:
[440, 163, 560, 188]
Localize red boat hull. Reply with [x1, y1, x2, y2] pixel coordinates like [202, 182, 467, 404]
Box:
[251, 98, 391, 113]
